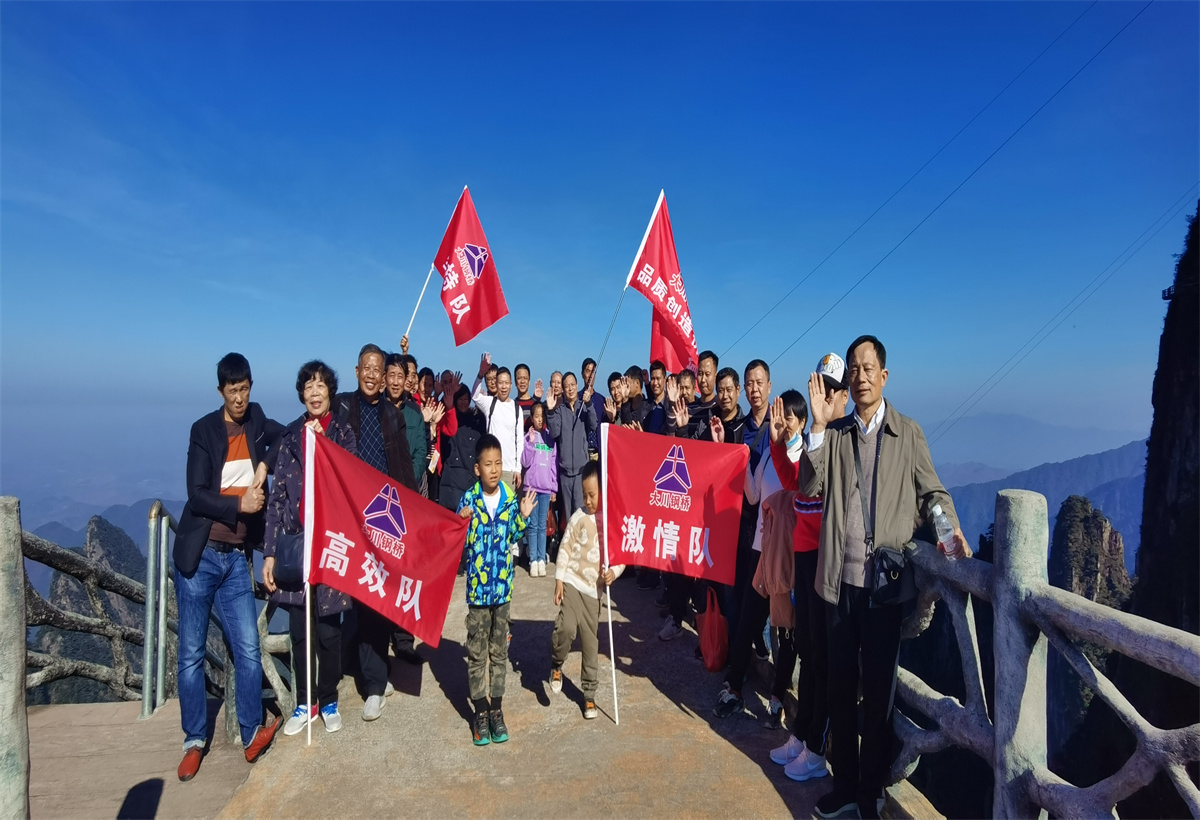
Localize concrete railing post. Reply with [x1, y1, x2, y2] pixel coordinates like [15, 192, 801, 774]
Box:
[0, 497, 30, 818]
[992, 490, 1049, 819]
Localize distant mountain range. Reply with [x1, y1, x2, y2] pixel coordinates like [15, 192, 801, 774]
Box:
[928, 413, 1146, 473]
[948, 440, 1146, 574]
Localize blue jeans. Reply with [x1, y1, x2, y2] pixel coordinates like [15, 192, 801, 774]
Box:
[527, 492, 551, 563]
[176, 544, 264, 749]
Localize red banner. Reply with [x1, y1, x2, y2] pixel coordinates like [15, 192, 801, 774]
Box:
[434, 187, 509, 346]
[626, 190, 698, 374]
[303, 429, 467, 648]
[600, 424, 747, 585]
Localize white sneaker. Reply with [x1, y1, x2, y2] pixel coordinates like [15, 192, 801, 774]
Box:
[362, 694, 386, 721]
[320, 702, 342, 733]
[284, 704, 316, 736]
[770, 735, 805, 765]
[511, 543, 520, 557]
[784, 747, 830, 782]
[657, 616, 684, 642]
[538, 561, 547, 577]
[384, 682, 395, 697]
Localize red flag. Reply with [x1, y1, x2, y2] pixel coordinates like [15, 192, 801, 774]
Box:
[303, 429, 467, 648]
[434, 187, 509, 346]
[627, 190, 699, 373]
[600, 424, 747, 585]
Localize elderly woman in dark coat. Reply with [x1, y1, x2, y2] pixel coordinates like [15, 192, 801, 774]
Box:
[263, 360, 357, 737]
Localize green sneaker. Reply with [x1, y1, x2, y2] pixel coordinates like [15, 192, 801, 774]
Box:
[472, 710, 491, 746]
[489, 709, 509, 743]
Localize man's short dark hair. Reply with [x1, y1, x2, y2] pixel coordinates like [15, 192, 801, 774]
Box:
[217, 353, 252, 388]
[486, 363, 499, 376]
[515, 363, 530, 377]
[398, 354, 417, 373]
[649, 360, 667, 377]
[385, 353, 404, 370]
[678, 368, 696, 384]
[581, 460, 601, 486]
[418, 367, 435, 382]
[476, 433, 502, 462]
[296, 360, 338, 402]
[496, 366, 512, 380]
[582, 357, 597, 371]
[607, 371, 623, 388]
[563, 371, 577, 386]
[744, 359, 770, 380]
[780, 389, 808, 425]
[847, 335, 886, 370]
[358, 343, 385, 365]
[624, 365, 643, 381]
[698, 350, 719, 370]
[716, 367, 740, 389]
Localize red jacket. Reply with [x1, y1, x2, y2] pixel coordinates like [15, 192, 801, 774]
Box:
[770, 439, 823, 553]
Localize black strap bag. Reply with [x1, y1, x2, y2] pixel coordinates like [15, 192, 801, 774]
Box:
[853, 424, 915, 607]
[272, 530, 306, 588]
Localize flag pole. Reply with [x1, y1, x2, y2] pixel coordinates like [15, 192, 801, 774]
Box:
[601, 425, 619, 726]
[597, 189, 666, 372]
[303, 427, 316, 746]
[594, 286, 627, 374]
[404, 264, 437, 341]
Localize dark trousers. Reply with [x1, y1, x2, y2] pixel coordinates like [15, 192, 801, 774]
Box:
[667, 573, 697, 626]
[725, 549, 770, 693]
[356, 603, 393, 697]
[794, 550, 829, 755]
[288, 604, 342, 708]
[826, 583, 903, 807]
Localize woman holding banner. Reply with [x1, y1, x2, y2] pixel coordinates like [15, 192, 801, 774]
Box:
[263, 360, 358, 737]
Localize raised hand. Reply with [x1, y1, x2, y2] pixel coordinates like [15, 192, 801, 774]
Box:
[534, 379, 544, 399]
[429, 403, 446, 426]
[807, 372, 838, 434]
[672, 396, 689, 430]
[478, 352, 491, 377]
[545, 388, 557, 412]
[628, 420, 643, 434]
[709, 415, 725, 444]
[400, 334, 410, 356]
[422, 402, 437, 423]
[519, 489, 537, 519]
[769, 396, 788, 444]
[604, 396, 617, 422]
[666, 375, 680, 404]
[582, 372, 595, 403]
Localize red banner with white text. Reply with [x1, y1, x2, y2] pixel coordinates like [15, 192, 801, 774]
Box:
[600, 424, 747, 585]
[626, 190, 699, 373]
[304, 430, 467, 648]
[434, 187, 509, 346]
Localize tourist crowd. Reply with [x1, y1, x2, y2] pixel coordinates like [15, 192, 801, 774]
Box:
[173, 334, 970, 820]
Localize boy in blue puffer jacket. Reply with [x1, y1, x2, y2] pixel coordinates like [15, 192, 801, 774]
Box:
[458, 433, 535, 746]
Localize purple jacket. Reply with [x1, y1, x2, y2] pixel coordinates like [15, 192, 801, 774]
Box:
[264, 414, 357, 616]
[520, 428, 558, 494]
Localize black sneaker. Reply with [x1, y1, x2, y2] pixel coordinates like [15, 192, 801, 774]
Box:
[489, 709, 509, 743]
[712, 685, 743, 719]
[814, 790, 857, 818]
[472, 710, 491, 746]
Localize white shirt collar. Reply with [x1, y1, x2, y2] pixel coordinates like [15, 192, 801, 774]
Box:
[854, 399, 887, 436]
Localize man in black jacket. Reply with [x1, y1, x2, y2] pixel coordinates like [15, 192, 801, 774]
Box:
[174, 353, 284, 783]
[333, 343, 421, 722]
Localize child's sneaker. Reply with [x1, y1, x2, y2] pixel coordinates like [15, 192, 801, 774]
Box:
[550, 668, 563, 693]
[321, 702, 342, 733]
[488, 709, 509, 743]
[284, 703, 316, 736]
[472, 710, 491, 746]
[765, 696, 783, 730]
[583, 700, 598, 720]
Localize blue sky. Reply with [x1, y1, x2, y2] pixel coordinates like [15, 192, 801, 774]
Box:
[2, 1, 1196, 506]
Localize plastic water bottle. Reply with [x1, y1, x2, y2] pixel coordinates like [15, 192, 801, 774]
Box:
[932, 504, 958, 561]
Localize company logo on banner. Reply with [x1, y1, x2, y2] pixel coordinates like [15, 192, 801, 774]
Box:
[305, 430, 468, 648]
[455, 243, 489, 285]
[362, 485, 407, 560]
[601, 425, 747, 586]
[433, 187, 509, 346]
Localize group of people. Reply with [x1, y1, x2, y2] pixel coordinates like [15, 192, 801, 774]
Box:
[173, 333, 969, 820]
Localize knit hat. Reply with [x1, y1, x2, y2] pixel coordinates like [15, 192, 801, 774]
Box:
[816, 352, 848, 392]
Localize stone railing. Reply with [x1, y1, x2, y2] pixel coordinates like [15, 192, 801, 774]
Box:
[891, 489, 1200, 818]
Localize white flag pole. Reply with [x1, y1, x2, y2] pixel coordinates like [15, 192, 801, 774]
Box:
[304, 427, 316, 747]
[596, 189, 666, 372]
[601, 425, 619, 726]
[403, 264, 437, 341]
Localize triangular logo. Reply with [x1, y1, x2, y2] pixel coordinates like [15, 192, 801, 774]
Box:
[652, 445, 692, 495]
[462, 243, 488, 280]
[362, 485, 406, 540]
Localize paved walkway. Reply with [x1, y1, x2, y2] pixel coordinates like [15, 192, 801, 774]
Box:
[221, 566, 828, 818]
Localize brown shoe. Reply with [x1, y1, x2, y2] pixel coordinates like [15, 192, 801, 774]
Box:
[244, 716, 281, 764]
[178, 747, 203, 782]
